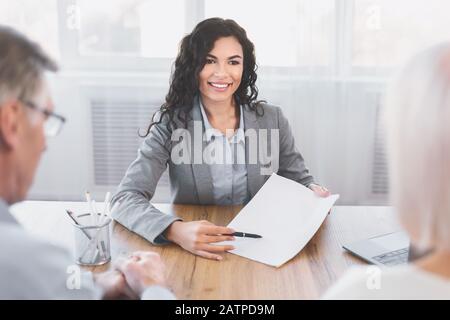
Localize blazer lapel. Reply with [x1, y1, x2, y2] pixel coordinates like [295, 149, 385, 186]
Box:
[243, 106, 266, 199]
[188, 98, 215, 205]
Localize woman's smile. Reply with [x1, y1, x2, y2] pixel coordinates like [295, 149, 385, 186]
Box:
[208, 81, 233, 92]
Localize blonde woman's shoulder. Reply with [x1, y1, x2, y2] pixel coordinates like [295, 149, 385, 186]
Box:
[322, 266, 382, 300]
[322, 264, 450, 300]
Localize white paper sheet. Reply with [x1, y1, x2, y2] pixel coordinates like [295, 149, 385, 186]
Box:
[221, 173, 339, 267]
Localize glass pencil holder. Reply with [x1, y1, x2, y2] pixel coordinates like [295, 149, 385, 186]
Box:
[71, 212, 112, 266]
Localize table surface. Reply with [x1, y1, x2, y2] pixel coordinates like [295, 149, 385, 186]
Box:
[10, 201, 400, 299]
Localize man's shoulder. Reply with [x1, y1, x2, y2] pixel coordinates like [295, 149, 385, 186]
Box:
[0, 222, 72, 281]
[0, 223, 94, 299]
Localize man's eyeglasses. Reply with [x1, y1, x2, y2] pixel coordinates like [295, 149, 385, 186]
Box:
[20, 100, 66, 137]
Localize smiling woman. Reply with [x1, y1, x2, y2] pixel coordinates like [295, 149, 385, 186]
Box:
[140, 18, 261, 136]
[110, 17, 330, 262]
[199, 36, 244, 131]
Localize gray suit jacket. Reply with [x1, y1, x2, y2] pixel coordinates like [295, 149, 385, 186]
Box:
[111, 100, 315, 244]
[0, 199, 175, 299]
[0, 199, 97, 299]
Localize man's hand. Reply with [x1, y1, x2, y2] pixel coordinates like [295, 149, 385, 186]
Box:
[94, 269, 138, 300]
[165, 220, 235, 261]
[115, 251, 167, 297]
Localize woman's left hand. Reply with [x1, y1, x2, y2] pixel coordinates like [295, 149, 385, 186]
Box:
[309, 184, 331, 197]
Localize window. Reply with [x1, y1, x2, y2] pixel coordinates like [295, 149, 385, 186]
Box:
[0, 0, 60, 60]
[76, 0, 186, 58]
[3, 1, 450, 74]
[205, 0, 335, 67]
[57, 0, 189, 70]
[352, 0, 450, 68]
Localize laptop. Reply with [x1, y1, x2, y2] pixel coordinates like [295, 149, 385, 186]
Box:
[343, 231, 432, 267]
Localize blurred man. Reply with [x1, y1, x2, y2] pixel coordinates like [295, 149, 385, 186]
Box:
[0, 26, 174, 299]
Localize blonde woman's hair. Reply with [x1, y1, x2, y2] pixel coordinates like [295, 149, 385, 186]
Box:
[384, 42, 450, 250]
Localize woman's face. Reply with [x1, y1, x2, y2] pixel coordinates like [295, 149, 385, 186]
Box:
[199, 36, 244, 106]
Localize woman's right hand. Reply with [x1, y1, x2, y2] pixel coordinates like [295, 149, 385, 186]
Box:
[164, 220, 236, 260]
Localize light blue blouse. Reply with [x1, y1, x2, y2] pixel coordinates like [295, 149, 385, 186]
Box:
[199, 100, 249, 205]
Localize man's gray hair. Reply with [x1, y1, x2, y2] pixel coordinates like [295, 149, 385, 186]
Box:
[0, 25, 58, 105]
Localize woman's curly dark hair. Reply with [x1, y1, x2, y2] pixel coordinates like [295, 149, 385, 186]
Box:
[140, 17, 264, 137]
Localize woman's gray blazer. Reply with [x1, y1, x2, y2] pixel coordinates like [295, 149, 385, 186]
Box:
[111, 99, 315, 244]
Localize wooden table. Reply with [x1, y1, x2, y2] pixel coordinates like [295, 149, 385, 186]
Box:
[11, 202, 400, 299]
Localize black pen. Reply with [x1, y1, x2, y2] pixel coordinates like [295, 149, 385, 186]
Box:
[232, 232, 262, 239]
